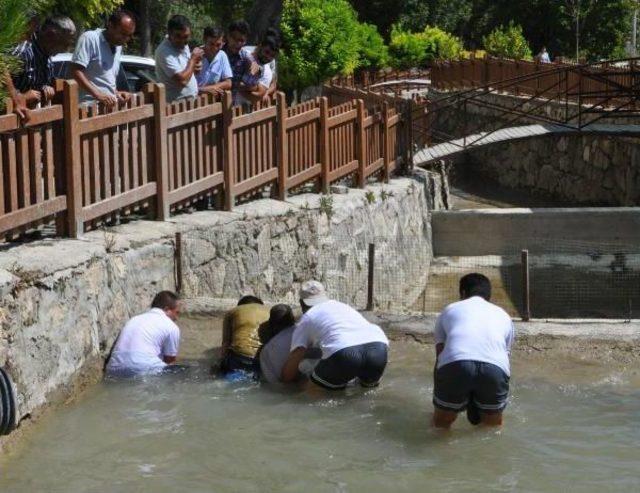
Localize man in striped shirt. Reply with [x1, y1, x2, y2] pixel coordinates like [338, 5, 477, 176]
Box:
[11, 16, 76, 108]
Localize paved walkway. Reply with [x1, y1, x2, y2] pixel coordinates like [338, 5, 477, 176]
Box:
[414, 123, 640, 165]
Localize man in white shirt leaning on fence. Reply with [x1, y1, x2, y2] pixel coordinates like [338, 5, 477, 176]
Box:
[71, 10, 135, 108]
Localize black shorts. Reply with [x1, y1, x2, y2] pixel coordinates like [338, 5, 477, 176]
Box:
[311, 342, 388, 390]
[433, 360, 510, 414]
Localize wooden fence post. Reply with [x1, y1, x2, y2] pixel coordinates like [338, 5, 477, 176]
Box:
[276, 92, 288, 200]
[222, 91, 235, 211]
[151, 84, 170, 220]
[382, 101, 391, 183]
[319, 96, 330, 193]
[356, 99, 366, 188]
[62, 80, 83, 238]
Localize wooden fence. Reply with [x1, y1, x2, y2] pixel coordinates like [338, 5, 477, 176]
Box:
[431, 58, 638, 106]
[0, 81, 412, 240]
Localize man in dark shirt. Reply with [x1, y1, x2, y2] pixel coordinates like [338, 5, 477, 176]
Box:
[12, 15, 76, 108]
[223, 20, 259, 105]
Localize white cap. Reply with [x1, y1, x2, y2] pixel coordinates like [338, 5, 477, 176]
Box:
[300, 280, 330, 306]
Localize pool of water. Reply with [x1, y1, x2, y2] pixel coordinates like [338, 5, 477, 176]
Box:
[0, 327, 639, 492]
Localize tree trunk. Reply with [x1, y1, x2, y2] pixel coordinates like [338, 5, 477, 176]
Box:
[139, 0, 152, 57]
[246, 0, 283, 43]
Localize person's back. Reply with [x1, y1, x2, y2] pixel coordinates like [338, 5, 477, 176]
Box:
[259, 326, 294, 384]
[107, 308, 180, 373]
[436, 296, 513, 375]
[226, 303, 270, 358]
[106, 291, 181, 376]
[294, 300, 388, 359]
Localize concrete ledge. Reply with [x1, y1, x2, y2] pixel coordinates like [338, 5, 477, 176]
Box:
[432, 207, 640, 256]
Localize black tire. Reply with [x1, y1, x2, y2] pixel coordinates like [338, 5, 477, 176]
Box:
[0, 367, 10, 435]
[0, 368, 16, 434]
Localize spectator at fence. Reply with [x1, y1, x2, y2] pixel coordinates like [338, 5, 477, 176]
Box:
[432, 273, 515, 429]
[236, 34, 279, 106]
[11, 15, 76, 109]
[71, 10, 135, 108]
[220, 295, 270, 377]
[281, 281, 389, 390]
[106, 291, 182, 376]
[155, 15, 204, 103]
[196, 26, 232, 96]
[223, 20, 260, 105]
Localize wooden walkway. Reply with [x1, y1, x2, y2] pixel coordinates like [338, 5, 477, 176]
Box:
[414, 123, 640, 166]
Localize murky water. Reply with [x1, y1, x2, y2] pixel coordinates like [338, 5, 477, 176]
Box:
[0, 335, 639, 492]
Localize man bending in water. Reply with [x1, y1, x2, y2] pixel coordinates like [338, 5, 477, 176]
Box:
[432, 273, 515, 428]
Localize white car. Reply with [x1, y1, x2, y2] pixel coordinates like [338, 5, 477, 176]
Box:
[51, 53, 157, 93]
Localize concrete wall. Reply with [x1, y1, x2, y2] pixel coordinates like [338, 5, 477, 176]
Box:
[432, 207, 640, 256]
[429, 89, 640, 205]
[0, 169, 446, 440]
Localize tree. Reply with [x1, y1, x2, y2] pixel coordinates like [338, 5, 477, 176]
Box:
[0, 0, 31, 109]
[388, 25, 463, 68]
[483, 22, 532, 60]
[45, 0, 124, 30]
[562, 0, 598, 61]
[278, 0, 365, 92]
[357, 23, 389, 68]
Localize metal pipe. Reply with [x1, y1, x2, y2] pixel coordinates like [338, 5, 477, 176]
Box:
[367, 243, 375, 311]
[521, 249, 531, 321]
[175, 232, 183, 294]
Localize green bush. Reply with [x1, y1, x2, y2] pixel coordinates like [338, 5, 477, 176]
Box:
[357, 22, 389, 69]
[389, 25, 463, 68]
[279, 0, 364, 92]
[483, 22, 532, 60]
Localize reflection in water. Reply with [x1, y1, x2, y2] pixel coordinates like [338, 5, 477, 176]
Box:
[0, 341, 638, 493]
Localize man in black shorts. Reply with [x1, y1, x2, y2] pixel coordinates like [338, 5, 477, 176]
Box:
[432, 273, 515, 428]
[281, 281, 389, 390]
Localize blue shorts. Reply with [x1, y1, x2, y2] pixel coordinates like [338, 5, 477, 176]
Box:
[311, 342, 388, 390]
[433, 360, 510, 414]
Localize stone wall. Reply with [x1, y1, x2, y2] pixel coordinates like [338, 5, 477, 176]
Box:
[429, 89, 640, 205]
[0, 169, 446, 442]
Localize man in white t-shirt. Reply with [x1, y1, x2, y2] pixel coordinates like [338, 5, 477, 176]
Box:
[432, 273, 515, 429]
[281, 281, 389, 390]
[71, 10, 135, 107]
[106, 291, 181, 376]
[236, 35, 279, 106]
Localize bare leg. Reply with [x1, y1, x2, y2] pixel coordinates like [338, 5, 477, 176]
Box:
[480, 411, 503, 426]
[433, 408, 458, 429]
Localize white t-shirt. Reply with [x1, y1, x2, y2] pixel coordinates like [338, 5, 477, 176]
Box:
[71, 29, 122, 102]
[291, 300, 388, 359]
[106, 308, 180, 375]
[434, 296, 515, 376]
[259, 326, 294, 384]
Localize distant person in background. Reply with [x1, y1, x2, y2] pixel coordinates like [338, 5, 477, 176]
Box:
[432, 273, 515, 429]
[106, 291, 182, 376]
[196, 26, 232, 96]
[220, 295, 270, 377]
[236, 34, 279, 106]
[11, 15, 76, 108]
[71, 10, 135, 108]
[155, 15, 204, 103]
[537, 47, 551, 63]
[281, 281, 389, 390]
[261, 27, 280, 102]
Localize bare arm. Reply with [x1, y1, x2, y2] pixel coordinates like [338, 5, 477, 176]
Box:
[435, 343, 444, 360]
[4, 72, 30, 122]
[71, 63, 118, 108]
[172, 48, 204, 87]
[199, 78, 232, 95]
[281, 347, 307, 383]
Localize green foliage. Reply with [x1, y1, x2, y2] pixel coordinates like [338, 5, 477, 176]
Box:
[483, 22, 532, 60]
[279, 0, 384, 91]
[388, 25, 463, 68]
[0, 0, 34, 108]
[357, 22, 388, 69]
[44, 0, 123, 29]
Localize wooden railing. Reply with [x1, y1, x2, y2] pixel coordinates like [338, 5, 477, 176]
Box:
[431, 58, 639, 107]
[0, 81, 412, 240]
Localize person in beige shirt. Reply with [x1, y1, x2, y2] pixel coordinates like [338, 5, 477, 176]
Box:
[220, 295, 270, 376]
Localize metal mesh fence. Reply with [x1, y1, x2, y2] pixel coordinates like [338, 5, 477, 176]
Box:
[178, 221, 640, 319]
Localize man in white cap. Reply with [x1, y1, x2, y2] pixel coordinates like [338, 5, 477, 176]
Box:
[281, 280, 389, 390]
